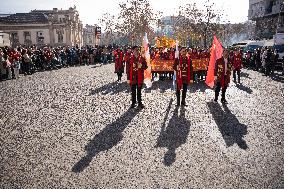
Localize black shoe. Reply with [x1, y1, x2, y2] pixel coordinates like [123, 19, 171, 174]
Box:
[221, 99, 228, 104]
[138, 103, 145, 109]
[181, 102, 188, 107]
[130, 104, 136, 108]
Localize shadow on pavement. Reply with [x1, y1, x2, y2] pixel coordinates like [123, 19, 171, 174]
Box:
[156, 99, 191, 166]
[89, 81, 130, 95]
[189, 81, 209, 93]
[72, 108, 140, 173]
[270, 73, 284, 83]
[235, 83, 253, 94]
[145, 80, 173, 93]
[90, 64, 102, 68]
[240, 72, 251, 79]
[207, 102, 248, 149]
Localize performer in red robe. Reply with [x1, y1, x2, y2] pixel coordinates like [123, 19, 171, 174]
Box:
[127, 46, 148, 109]
[114, 48, 124, 82]
[214, 49, 233, 103]
[233, 49, 243, 83]
[173, 47, 193, 106]
[124, 47, 132, 79]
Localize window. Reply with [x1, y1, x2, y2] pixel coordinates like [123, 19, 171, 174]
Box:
[56, 29, 64, 43]
[24, 31, 31, 40]
[266, 1, 273, 14]
[88, 35, 92, 44]
[37, 31, 44, 44]
[24, 31, 31, 44]
[11, 32, 19, 42]
[0, 35, 3, 44]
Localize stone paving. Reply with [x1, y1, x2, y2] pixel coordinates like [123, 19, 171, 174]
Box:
[0, 63, 284, 188]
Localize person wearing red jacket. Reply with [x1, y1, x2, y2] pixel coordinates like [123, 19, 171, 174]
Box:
[114, 48, 124, 82]
[44, 48, 52, 69]
[173, 47, 193, 106]
[124, 47, 132, 79]
[13, 49, 22, 79]
[233, 49, 243, 83]
[214, 49, 233, 104]
[127, 46, 148, 109]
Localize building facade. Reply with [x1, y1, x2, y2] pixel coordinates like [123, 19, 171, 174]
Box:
[0, 31, 11, 47]
[83, 24, 101, 46]
[0, 6, 83, 48]
[249, 0, 284, 38]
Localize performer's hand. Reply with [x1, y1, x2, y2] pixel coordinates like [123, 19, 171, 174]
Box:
[138, 63, 142, 68]
[214, 76, 217, 81]
[127, 80, 130, 84]
[190, 80, 193, 83]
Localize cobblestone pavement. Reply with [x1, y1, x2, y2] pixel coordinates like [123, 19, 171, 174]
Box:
[1, 64, 284, 189]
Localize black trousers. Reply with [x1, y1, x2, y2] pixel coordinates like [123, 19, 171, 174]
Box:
[131, 84, 142, 105]
[176, 83, 187, 104]
[117, 72, 122, 81]
[233, 69, 240, 83]
[215, 80, 227, 101]
[117, 71, 123, 81]
[265, 62, 271, 76]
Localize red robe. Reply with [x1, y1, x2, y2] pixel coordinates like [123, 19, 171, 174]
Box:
[124, 52, 132, 76]
[173, 55, 193, 90]
[13, 51, 21, 61]
[45, 51, 52, 61]
[115, 51, 124, 73]
[127, 55, 148, 87]
[214, 57, 233, 88]
[233, 54, 243, 70]
[8, 51, 13, 63]
[169, 51, 175, 60]
[190, 52, 199, 59]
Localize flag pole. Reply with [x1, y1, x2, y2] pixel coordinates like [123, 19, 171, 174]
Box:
[173, 40, 179, 91]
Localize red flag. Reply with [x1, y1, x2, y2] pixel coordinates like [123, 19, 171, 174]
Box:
[205, 36, 223, 88]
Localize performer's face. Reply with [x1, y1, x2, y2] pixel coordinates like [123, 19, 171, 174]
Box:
[133, 49, 139, 56]
[180, 49, 186, 56]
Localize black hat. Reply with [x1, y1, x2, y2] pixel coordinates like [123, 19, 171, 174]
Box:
[132, 46, 139, 50]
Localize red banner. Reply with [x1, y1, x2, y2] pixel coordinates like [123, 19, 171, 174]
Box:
[151, 58, 209, 72]
[192, 58, 209, 71]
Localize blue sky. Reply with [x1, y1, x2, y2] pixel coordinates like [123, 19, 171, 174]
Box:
[0, 0, 249, 25]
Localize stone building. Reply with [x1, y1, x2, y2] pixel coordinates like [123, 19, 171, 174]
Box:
[0, 6, 83, 48]
[83, 24, 101, 46]
[249, 0, 284, 38]
[0, 31, 11, 47]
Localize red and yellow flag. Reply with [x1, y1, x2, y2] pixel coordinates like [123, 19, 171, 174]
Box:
[142, 33, 152, 88]
[205, 36, 223, 88]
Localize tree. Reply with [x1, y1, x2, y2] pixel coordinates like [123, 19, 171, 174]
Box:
[99, 13, 117, 45]
[115, 0, 162, 45]
[174, 0, 224, 47]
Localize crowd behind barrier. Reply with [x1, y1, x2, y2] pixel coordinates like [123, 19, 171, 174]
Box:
[0, 44, 283, 82]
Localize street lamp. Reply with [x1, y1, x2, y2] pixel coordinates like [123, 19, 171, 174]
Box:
[276, 1, 284, 34]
